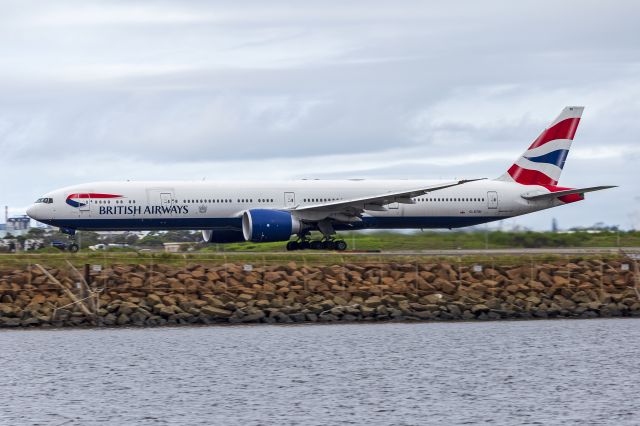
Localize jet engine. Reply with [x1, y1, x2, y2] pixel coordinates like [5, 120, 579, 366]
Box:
[242, 209, 302, 242]
[201, 229, 245, 243]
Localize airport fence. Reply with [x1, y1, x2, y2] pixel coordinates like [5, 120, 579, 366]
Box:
[0, 249, 638, 280]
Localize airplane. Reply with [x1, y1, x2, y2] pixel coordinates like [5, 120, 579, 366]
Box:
[27, 106, 615, 252]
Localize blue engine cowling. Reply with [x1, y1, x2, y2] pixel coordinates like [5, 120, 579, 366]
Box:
[242, 209, 301, 242]
[202, 229, 245, 243]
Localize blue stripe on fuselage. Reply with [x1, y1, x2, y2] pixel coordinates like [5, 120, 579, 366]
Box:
[41, 216, 501, 232]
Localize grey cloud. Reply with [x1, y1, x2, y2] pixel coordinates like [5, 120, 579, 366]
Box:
[1, 0, 639, 229]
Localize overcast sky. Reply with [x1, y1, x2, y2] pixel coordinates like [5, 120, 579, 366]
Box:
[1, 0, 638, 230]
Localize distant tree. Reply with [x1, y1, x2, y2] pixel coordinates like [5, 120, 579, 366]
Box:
[77, 231, 101, 248]
[125, 233, 139, 245]
[139, 235, 165, 247]
[27, 228, 46, 238]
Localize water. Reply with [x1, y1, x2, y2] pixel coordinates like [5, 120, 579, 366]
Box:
[1, 319, 639, 425]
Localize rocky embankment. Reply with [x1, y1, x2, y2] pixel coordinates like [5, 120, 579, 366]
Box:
[0, 259, 638, 327]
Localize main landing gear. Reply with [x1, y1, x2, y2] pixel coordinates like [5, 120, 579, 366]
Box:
[287, 220, 347, 251]
[286, 239, 348, 251]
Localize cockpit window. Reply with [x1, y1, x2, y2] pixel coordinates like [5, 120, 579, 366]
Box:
[35, 198, 53, 204]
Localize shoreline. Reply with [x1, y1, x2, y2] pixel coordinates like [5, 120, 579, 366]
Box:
[0, 258, 638, 328]
[1, 315, 639, 334]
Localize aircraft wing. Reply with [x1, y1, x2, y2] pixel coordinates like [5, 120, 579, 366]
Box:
[289, 179, 484, 221]
[521, 185, 616, 201]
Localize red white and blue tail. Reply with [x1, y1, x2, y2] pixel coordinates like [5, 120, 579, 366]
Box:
[497, 106, 584, 186]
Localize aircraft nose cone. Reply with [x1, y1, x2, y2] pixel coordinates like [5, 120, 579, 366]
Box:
[26, 204, 38, 220]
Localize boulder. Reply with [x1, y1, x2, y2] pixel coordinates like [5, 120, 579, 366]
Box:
[201, 306, 233, 318]
[1, 318, 21, 327]
[241, 311, 265, 323]
[364, 296, 382, 308]
[413, 311, 434, 320]
[529, 281, 546, 292]
[525, 296, 541, 306]
[420, 294, 443, 305]
[553, 275, 570, 286]
[237, 293, 254, 302]
[439, 280, 457, 295]
[471, 304, 489, 314]
[289, 313, 306, 322]
[116, 313, 130, 325]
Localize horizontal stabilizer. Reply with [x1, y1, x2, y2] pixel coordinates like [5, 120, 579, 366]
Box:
[521, 185, 616, 201]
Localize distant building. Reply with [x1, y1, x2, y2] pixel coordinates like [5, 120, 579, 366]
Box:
[164, 242, 187, 253]
[6, 216, 31, 236]
[0, 215, 31, 238]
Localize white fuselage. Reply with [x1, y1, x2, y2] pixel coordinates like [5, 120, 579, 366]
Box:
[27, 179, 563, 234]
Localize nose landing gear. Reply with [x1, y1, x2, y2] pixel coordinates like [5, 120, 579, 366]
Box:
[59, 227, 79, 253]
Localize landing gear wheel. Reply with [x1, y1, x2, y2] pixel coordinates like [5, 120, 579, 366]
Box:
[286, 241, 299, 251]
[310, 240, 323, 250]
[300, 240, 311, 250]
[323, 240, 335, 250]
[334, 240, 347, 251]
[68, 243, 79, 253]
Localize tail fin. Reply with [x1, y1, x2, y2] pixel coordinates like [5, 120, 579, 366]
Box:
[497, 106, 584, 185]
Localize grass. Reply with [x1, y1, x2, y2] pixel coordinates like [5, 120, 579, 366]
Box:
[0, 230, 636, 270]
[0, 249, 630, 272]
[203, 230, 640, 252]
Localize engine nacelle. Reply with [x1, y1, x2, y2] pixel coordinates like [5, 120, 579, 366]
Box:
[242, 209, 301, 242]
[201, 229, 245, 243]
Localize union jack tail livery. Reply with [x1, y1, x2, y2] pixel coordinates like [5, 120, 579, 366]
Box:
[497, 106, 583, 186]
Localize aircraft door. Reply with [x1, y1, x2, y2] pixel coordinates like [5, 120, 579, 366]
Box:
[159, 192, 174, 216]
[284, 192, 295, 208]
[487, 191, 498, 209]
[147, 189, 176, 223]
[160, 193, 172, 207]
[79, 192, 92, 218]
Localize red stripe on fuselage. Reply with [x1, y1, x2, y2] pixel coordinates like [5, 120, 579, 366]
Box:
[67, 193, 123, 199]
[528, 117, 580, 150]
